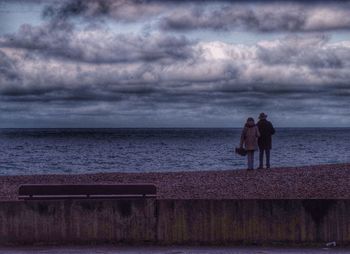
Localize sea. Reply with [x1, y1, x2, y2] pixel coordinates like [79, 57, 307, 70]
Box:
[0, 128, 349, 175]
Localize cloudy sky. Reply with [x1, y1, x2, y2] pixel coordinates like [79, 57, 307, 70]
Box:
[1, 0, 350, 128]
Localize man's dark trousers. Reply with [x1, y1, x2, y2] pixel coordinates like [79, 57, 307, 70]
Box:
[259, 148, 270, 168]
[257, 118, 275, 168]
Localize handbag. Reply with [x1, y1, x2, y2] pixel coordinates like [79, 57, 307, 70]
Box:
[235, 147, 247, 156]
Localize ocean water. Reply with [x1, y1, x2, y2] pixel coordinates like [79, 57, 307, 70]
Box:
[0, 128, 349, 175]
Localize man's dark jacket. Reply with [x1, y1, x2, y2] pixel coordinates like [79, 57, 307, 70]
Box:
[257, 119, 275, 149]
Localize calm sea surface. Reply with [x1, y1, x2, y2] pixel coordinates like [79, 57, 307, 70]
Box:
[0, 128, 349, 175]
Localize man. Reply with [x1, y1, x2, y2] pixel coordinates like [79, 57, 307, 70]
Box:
[257, 112, 275, 169]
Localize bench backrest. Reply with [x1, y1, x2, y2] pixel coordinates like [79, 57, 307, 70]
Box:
[18, 184, 157, 200]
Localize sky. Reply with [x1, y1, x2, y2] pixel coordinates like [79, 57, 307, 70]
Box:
[0, 0, 350, 128]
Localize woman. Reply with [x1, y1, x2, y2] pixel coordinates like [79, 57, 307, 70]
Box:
[240, 117, 260, 170]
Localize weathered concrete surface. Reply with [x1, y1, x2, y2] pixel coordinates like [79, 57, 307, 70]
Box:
[157, 199, 349, 245]
[0, 246, 349, 254]
[0, 199, 156, 245]
[1, 199, 350, 245]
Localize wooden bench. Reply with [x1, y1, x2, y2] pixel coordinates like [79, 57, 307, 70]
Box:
[18, 184, 157, 200]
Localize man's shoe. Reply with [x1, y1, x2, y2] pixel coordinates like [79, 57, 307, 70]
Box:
[257, 166, 263, 169]
[266, 166, 270, 169]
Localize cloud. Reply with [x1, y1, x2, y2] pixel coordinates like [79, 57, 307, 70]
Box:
[2, 31, 350, 99]
[41, 0, 350, 33]
[1, 6, 350, 127]
[42, 0, 167, 22]
[159, 2, 350, 33]
[0, 50, 21, 82]
[257, 34, 339, 68]
[0, 21, 194, 64]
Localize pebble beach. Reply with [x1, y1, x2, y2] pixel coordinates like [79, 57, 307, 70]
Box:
[0, 163, 349, 200]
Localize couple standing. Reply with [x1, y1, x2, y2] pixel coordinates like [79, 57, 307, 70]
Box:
[240, 113, 275, 170]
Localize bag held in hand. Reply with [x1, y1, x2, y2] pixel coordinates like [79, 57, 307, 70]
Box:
[235, 147, 247, 156]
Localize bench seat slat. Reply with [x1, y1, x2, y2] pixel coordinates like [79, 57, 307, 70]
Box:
[18, 184, 157, 200]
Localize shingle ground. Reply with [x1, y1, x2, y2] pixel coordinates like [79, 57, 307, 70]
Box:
[0, 163, 349, 200]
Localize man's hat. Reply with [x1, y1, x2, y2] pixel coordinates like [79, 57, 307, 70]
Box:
[259, 112, 267, 119]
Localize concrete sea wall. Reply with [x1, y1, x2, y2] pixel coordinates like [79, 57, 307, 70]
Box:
[0, 199, 157, 244]
[0, 199, 349, 245]
[157, 199, 347, 244]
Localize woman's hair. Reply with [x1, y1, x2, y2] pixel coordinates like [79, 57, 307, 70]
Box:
[245, 117, 255, 127]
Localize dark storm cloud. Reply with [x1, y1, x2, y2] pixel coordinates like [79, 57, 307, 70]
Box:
[42, 0, 167, 22]
[1, 1, 350, 126]
[2, 33, 350, 104]
[38, 0, 350, 32]
[40, 0, 350, 32]
[0, 50, 21, 82]
[256, 35, 345, 69]
[0, 22, 194, 63]
[159, 2, 350, 32]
